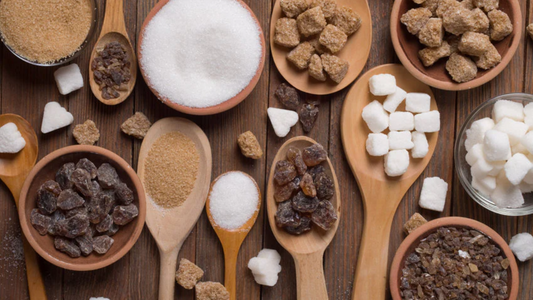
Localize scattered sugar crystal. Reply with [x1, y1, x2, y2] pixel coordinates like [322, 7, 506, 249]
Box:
[403, 213, 427, 234]
[509, 233, 533, 262]
[419, 177, 448, 212]
[491, 172, 524, 208]
[368, 74, 397, 96]
[504, 153, 532, 185]
[494, 118, 528, 145]
[41, 102, 74, 134]
[362, 100, 389, 133]
[414, 111, 440, 132]
[384, 149, 410, 177]
[465, 117, 494, 151]
[54, 64, 84, 95]
[388, 131, 414, 150]
[366, 133, 389, 156]
[492, 100, 524, 122]
[488, 10, 513, 41]
[483, 130, 510, 161]
[412, 131, 429, 158]
[267, 108, 299, 138]
[466, 143, 484, 166]
[383, 87, 407, 113]
[521, 132, 533, 154]
[405, 93, 431, 113]
[0, 123, 26, 153]
[389, 112, 414, 131]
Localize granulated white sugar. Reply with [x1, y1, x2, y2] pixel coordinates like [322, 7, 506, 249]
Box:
[140, 0, 262, 108]
[209, 171, 259, 230]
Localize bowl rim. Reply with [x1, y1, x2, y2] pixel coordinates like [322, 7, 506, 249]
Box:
[136, 0, 266, 116]
[390, 0, 523, 91]
[390, 217, 519, 300]
[18, 145, 146, 271]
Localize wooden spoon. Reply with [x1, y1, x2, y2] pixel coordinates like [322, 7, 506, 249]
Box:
[89, 0, 137, 105]
[340, 64, 438, 300]
[137, 117, 212, 300]
[206, 171, 261, 300]
[266, 136, 341, 300]
[0, 114, 46, 299]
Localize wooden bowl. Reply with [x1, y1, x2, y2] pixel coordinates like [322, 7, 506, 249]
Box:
[137, 0, 266, 115]
[390, 217, 519, 300]
[18, 145, 146, 271]
[391, 0, 522, 91]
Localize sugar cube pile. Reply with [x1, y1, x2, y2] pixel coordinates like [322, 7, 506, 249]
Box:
[248, 249, 282, 286]
[0, 122, 26, 153]
[362, 73, 440, 177]
[54, 63, 84, 95]
[41, 102, 74, 134]
[267, 107, 299, 138]
[509, 233, 533, 262]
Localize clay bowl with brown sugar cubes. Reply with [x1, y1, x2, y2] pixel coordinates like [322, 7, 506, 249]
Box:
[18, 145, 146, 271]
[390, 217, 519, 300]
[391, 0, 522, 91]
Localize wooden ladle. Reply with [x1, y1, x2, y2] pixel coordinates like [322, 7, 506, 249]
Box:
[340, 64, 438, 300]
[206, 171, 261, 300]
[0, 114, 46, 299]
[266, 136, 341, 300]
[89, 0, 137, 105]
[137, 117, 212, 300]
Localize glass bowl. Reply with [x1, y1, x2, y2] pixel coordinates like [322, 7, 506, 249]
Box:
[0, 0, 97, 67]
[455, 93, 533, 216]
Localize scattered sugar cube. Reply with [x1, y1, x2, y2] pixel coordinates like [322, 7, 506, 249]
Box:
[411, 132, 429, 158]
[41, 101, 74, 134]
[403, 213, 428, 234]
[384, 149, 410, 177]
[0, 123, 26, 153]
[362, 100, 389, 133]
[369, 74, 397, 96]
[509, 233, 533, 262]
[492, 100, 524, 122]
[465, 118, 495, 151]
[54, 63, 84, 95]
[491, 172, 524, 208]
[175, 258, 204, 290]
[414, 111, 440, 133]
[121, 112, 151, 139]
[366, 133, 389, 156]
[267, 108, 299, 138]
[483, 130, 511, 161]
[257, 249, 281, 264]
[466, 143, 484, 166]
[494, 118, 528, 145]
[196, 282, 230, 300]
[383, 87, 407, 113]
[389, 112, 414, 131]
[238, 131, 263, 159]
[405, 93, 431, 113]
[520, 132, 533, 155]
[504, 153, 533, 185]
[389, 131, 414, 150]
[419, 177, 448, 212]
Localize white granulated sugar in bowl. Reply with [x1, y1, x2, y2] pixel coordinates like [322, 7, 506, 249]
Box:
[140, 0, 262, 108]
[209, 171, 259, 230]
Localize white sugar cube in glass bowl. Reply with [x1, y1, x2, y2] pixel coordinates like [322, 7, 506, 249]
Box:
[455, 93, 533, 216]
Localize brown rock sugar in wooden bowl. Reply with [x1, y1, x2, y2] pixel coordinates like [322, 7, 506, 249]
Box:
[144, 131, 200, 209]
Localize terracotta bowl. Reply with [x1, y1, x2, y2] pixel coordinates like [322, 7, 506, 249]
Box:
[137, 0, 266, 115]
[18, 145, 146, 271]
[390, 217, 519, 300]
[391, 0, 522, 91]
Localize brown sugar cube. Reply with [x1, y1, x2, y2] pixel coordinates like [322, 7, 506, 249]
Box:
[309, 0, 337, 20]
[403, 213, 428, 234]
[458, 31, 491, 56]
[176, 258, 204, 290]
[237, 131, 263, 159]
[436, 0, 461, 18]
[196, 282, 230, 300]
[121, 112, 151, 139]
[467, 8, 490, 33]
[274, 18, 300, 48]
[442, 6, 472, 35]
[330, 6, 362, 35]
[308, 37, 329, 54]
[461, 0, 475, 10]
[447, 35, 461, 54]
[280, 0, 308, 18]
[401, 8, 432, 35]
[321, 53, 349, 83]
[475, 43, 501, 69]
[297, 7, 327, 37]
[319, 24, 348, 53]
[446, 53, 478, 83]
[422, 0, 440, 16]
[287, 42, 316, 69]
[418, 41, 452, 66]
[473, 0, 499, 13]
[488, 10, 513, 41]
[528, 23, 533, 40]
[308, 54, 327, 81]
[73, 120, 100, 145]
[418, 18, 444, 47]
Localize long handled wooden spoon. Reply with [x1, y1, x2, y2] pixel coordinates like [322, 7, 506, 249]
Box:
[0, 114, 46, 299]
[340, 64, 438, 300]
[89, 0, 137, 105]
[266, 136, 341, 300]
[137, 117, 212, 300]
[206, 171, 261, 300]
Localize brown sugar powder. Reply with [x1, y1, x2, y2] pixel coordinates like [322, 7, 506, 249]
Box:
[144, 131, 199, 209]
[0, 0, 93, 64]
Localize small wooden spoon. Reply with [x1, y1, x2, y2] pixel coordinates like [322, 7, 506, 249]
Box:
[89, 0, 137, 105]
[137, 117, 212, 300]
[206, 171, 261, 300]
[266, 136, 341, 300]
[340, 64, 438, 300]
[0, 114, 46, 299]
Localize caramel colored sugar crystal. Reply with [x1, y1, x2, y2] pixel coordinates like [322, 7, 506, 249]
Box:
[330, 6, 362, 35]
[436, 0, 461, 18]
[418, 40, 452, 66]
[418, 18, 443, 47]
[442, 6, 471, 35]
[401, 7, 432, 35]
[475, 44, 501, 70]
[473, 0, 499, 13]
[297, 7, 327, 37]
[447, 35, 461, 54]
[422, 0, 440, 15]
[176, 258, 204, 290]
[280, 0, 308, 18]
[274, 18, 300, 48]
[319, 24, 348, 53]
[458, 31, 491, 56]
[287, 42, 316, 70]
[196, 282, 230, 300]
[73, 120, 100, 145]
[309, 0, 337, 20]
[308, 37, 329, 54]
[121, 112, 152, 139]
[462, 0, 475, 10]
[488, 10, 513, 41]
[528, 23, 533, 40]
[446, 53, 478, 83]
[237, 131, 263, 159]
[309, 54, 327, 81]
[321, 53, 349, 83]
[468, 8, 490, 33]
[403, 213, 427, 234]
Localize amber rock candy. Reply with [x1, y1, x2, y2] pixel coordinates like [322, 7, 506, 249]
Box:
[488, 10, 513, 41]
[96, 214, 114, 233]
[418, 41, 452, 66]
[196, 282, 230, 300]
[403, 213, 427, 234]
[418, 18, 443, 48]
[97, 163, 119, 189]
[286, 147, 307, 175]
[237, 131, 263, 159]
[330, 6, 362, 35]
[88, 192, 108, 224]
[287, 42, 316, 70]
[300, 173, 317, 197]
[319, 24, 347, 54]
[54, 236, 81, 258]
[274, 18, 300, 48]
[468, 8, 490, 33]
[321, 54, 348, 83]
[93, 235, 114, 254]
[311, 200, 337, 230]
[57, 189, 85, 210]
[71, 168, 93, 197]
[37, 180, 61, 214]
[56, 214, 90, 238]
[308, 54, 327, 81]
[401, 8, 432, 35]
[275, 200, 301, 227]
[458, 31, 491, 56]
[75, 227, 94, 256]
[473, 0, 499, 13]
[299, 104, 319, 133]
[112, 204, 139, 225]
[31, 209, 51, 235]
[115, 182, 134, 205]
[475, 44, 501, 70]
[48, 210, 66, 235]
[315, 172, 334, 200]
[274, 181, 298, 202]
[292, 191, 319, 213]
[73, 120, 100, 145]
[65, 206, 88, 219]
[280, 0, 308, 18]
[275, 83, 300, 110]
[297, 7, 327, 37]
[121, 112, 152, 139]
[56, 162, 75, 190]
[76, 158, 97, 179]
[302, 143, 327, 167]
[176, 258, 204, 290]
[446, 53, 478, 83]
[285, 215, 312, 235]
[274, 160, 297, 185]
[309, 0, 337, 20]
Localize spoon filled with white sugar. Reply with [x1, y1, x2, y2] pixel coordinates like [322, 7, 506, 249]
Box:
[206, 171, 261, 300]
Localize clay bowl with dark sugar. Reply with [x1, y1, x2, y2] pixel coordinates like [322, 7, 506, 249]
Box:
[390, 217, 519, 300]
[137, 0, 266, 115]
[18, 145, 146, 271]
[391, 0, 522, 91]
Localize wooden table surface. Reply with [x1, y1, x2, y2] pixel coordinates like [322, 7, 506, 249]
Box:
[1, 0, 532, 299]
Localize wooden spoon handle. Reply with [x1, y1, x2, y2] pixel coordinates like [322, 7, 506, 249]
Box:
[158, 246, 181, 300]
[293, 251, 328, 300]
[101, 0, 127, 34]
[223, 246, 240, 300]
[23, 237, 47, 299]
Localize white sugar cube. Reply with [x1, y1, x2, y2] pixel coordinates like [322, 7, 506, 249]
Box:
[523, 168, 533, 185]
[524, 103, 533, 116]
[471, 157, 495, 179]
[254, 273, 279, 287]
[466, 143, 484, 166]
[405, 93, 431, 113]
[419, 177, 448, 212]
[362, 100, 389, 133]
[411, 132, 429, 158]
[267, 108, 299, 138]
[492, 100, 524, 122]
[487, 161, 505, 176]
[509, 233, 533, 262]
[41, 102, 74, 134]
[512, 142, 529, 155]
[414, 111, 440, 132]
[472, 175, 497, 194]
[519, 182, 533, 193]
[388, 131, 414, 150]
[54, 63, 84, 95]
[389, 112, 414, 131]
[505, 153, 533, 185]
[465, 118, 495, 151]
[384, 149, 409, 177]
[366, 133, 389, 156]
[494, 118, 528, 145]
[258, 249, 281, 264]
[369, 74, 397, 96]
[383, 87, 407, 113]
[520, 132, 533, 154]
[0, 122, 26, 153]
[491, 173, 524, 208]
[483, 130, 511, 162]
[248, 257, 281, 276]
[525, 116, 533, 129]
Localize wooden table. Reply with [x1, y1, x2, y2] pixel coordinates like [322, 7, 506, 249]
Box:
[0, 0, 532, 299]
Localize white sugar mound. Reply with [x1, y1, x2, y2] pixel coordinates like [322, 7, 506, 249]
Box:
[41, 102, 74, 134]
[140, 0, 262, 108]
[0, 123, 26, 153]
[248, 248, 282, 286]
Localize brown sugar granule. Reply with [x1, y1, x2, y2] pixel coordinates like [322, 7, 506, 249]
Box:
[73, 120, 100, 145]
[403, 213, 427, 234]
[196, 282, 230, 300]
[0, 0, 93, 64]
[237, 131, 263, 159]
[121, 112, 152, 139]
[144, 131, 199, 209]
[528, 23, 533, 40]
[176, 258, 204, 290]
